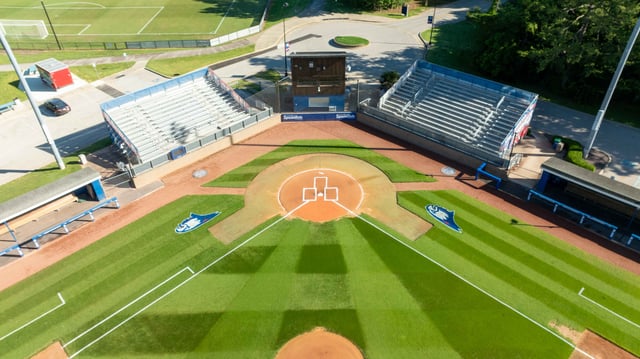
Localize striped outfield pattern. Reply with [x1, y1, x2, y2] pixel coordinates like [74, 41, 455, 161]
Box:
[0, 142, 638, 358]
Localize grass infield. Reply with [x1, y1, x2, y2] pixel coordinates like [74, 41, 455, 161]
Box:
[205, 139, 434, 188]
[0, 142, 638, 358]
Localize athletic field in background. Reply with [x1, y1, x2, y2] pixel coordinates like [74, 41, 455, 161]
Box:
[0, 140, 638, 358]
[0, 0, 267, 42]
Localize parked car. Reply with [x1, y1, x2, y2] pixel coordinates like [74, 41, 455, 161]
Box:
[43, 98, 71, 116]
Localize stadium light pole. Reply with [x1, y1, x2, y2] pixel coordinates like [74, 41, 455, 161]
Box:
[584, 16, 640, 159]
[282, 2, 289, 77]
[0, 31, 66, 170]
[41, 1, 62, 50]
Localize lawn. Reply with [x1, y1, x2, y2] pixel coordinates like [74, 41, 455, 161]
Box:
[0, 142, 638, 358]
[0, 193, 578, 358]
[0, 0, 267, 43]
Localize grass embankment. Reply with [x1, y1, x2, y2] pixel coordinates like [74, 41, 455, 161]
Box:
[70, 62, 136, 83]
[0, 138, 111, 203]
[145, 45, 254, 77]
[205, 139, 434, 187]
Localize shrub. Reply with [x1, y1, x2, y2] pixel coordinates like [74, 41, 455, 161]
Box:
[556, 136, 596, 172]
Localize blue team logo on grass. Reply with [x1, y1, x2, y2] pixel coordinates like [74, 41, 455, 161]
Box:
[426, 204, 462, 233]
[175, 211, 220, 234]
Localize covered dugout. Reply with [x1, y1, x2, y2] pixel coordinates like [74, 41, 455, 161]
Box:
[363, 60, 538, 170]
[0, 168, 117, 257]
[530, 156, 640, 252]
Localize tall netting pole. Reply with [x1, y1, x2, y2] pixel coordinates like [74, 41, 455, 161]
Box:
[584, 16, 640, 159]
[0, 31, 66, 170]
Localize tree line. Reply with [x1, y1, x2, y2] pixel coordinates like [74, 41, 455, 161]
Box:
[469, 0, 640, 104]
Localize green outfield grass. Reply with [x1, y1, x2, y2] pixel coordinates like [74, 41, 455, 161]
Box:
[1, 194, 578, 358]
[205, 139, 435, 187]
[0, 0, 267, 42]
[0, 143, 639, 358]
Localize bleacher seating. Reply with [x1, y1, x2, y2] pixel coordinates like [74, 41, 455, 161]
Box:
[378, 63, 534, 162]
[103, 75, 251, 163]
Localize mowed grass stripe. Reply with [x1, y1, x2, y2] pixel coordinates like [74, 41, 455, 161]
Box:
[0, 195, 243, 358]
[348, 217, 572, 357]
[0, 195, 239, 315]
[400, 190, 640, 305]
[432, 190, 639, 290]
[206, 139, 431, 187]
[427, 213, 640, 351]
[422, 190, 640, 316]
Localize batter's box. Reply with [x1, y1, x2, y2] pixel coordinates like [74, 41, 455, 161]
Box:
[324, 187, 338, 201]
[302, 187, 317, 202]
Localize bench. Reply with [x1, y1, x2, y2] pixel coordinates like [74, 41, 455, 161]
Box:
[475, 162, 502, 189]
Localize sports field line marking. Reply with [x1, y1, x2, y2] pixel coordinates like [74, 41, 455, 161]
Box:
[277, 168, 364, 212]
[63, 266, 194, 348]
[578, 287, 640, 330]
[67, 204, 305, 358]
[0, 292, 65, 341]
[334, 201, 595, 359]
[212, 0, 237, 34]
[137, 6, 164, 34]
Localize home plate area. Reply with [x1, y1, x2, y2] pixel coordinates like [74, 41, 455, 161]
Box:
[279, 169, 364, 222]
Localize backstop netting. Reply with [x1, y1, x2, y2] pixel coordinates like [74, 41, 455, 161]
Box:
[0, 20, 49, 39]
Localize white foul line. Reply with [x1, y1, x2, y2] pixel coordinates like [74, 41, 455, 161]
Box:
[212, 0, 236, 34]
[333, 201, 595, 359]
[578, 287, 640, 329]
[0, 292, 65, 341]
[68, 203, 307, 358]
[137, 6, 164, 34]
[63, 266, 194, 348]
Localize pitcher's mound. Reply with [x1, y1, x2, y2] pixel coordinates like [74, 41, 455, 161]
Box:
[275, 327, 364, 359]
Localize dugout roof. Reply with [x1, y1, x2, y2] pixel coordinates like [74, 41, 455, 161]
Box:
[0, 167, 101, 224]
[541, 157, 640, 209]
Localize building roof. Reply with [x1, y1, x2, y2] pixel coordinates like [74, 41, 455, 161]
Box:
[541, 156, 640, 208]
[0, 167, 101, 224]
[35, 58, 68, 72]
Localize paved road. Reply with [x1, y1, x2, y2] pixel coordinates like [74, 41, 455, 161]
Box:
[1, 0, 638, 188]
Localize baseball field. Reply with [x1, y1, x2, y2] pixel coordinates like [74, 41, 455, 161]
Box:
[0, 0, 267, 42]
[0, 137, 639, 358]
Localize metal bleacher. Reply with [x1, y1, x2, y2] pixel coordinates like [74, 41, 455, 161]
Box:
[103, 73, 251, 163]
[377, 61, 536, 163]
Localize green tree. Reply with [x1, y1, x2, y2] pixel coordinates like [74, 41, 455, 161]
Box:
[380, 71, 400, 89]
[341, 0, 404, 11]
[470, 0, 640, 103]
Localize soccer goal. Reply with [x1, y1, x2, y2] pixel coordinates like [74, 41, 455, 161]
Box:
[0, 20, 49, 39]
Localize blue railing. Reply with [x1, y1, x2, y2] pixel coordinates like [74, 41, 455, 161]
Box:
[475, 162, 502, 189]
[528, 190, 618, 238]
